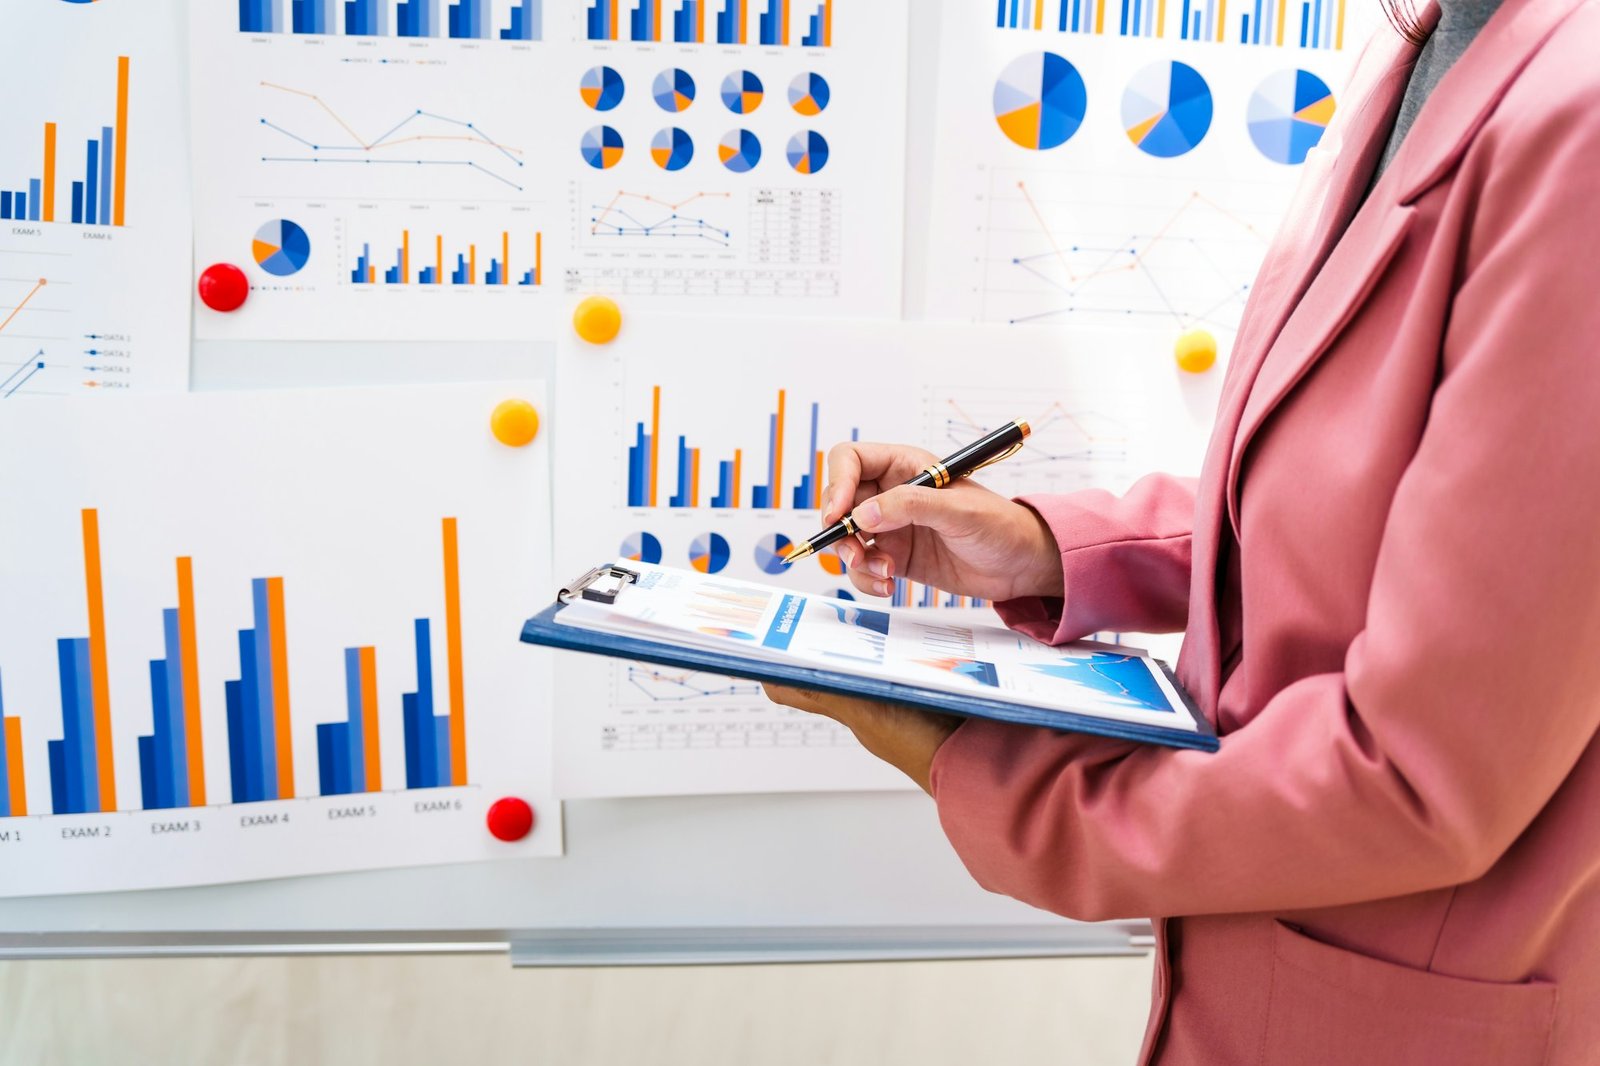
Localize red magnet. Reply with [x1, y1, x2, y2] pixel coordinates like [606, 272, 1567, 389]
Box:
[486, 797, 536, 842]
[198, 263, 250, 313]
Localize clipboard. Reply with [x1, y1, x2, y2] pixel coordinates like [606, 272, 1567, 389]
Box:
[521, 564, 1218, 754]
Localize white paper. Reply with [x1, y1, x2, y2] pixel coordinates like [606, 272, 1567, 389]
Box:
[189, 2, 561, 341]
[552, 312, 1211, 797]
[0, 0, 192, 395]
[0, 382, 560, 897]
[922, 0, 1377, 357]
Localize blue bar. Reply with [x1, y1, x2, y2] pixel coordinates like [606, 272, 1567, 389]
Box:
[232, 630, 263, 802]
[1, 192, 11, 220]
[141, 662, 172, 810]
[627, 423, 648, 507]
[251, 580, 279, 799]
[802, 7, 821, 43]
[1300, 1, 1309, 45]
[226, 679, 248, 803]
[84, 140, 98, 226]
[162, 610, 189, 808]
[669, 435, 690, 507]
[587, 0, 609, 38]
[432, 714, 451, 787]
[98, 127, 112, 225]
[405, 619, 441, 789]
[1020, 0, 1032, 27]
[352, 244, 371, 284]
[398, 0, 437, 36]
[1061, 0, 1071, 29]
[70, 183, 83, 226]
[716, 0, 737, 41]
[765, 413, 777, 504]
[1311, 0, 1321, 45]
[1120, 0, 1129, 33]
[751, 485, 769, 509]
[1240, 12, 1249, 39]
[759, 0, 780, 43]
[241, 0, 277, 32]
[1008, 0, 1019, 26]
[1204, 0, 1215, 38]
[451, 254, 468, 285]
[1181, 0, 1191, 36]
[1194, 9, 1202, 37]
[486, 259, 501, 285]
[49, 637, 97, 815]
[712, 460, 733, 508]
[1252, 0, 1261, 40]
[27, 179, 40, 222]
[449, 0, 485, 38]
[500, 0, 539, 38]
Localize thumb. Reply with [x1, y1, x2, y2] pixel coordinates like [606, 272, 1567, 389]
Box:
[854, 485, 966, 536]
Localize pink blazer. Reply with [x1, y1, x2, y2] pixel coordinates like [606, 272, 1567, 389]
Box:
[929, 0, 1600, 1061]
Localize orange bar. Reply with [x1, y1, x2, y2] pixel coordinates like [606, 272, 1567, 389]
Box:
[773, 390, 785, 510]
[113, 56, 128, 227]
[1335, 0, 1346, 47]
[812, 450, 823, 509]
[535, 231, 543, 285]
[823, 0, 831, 44]
[442, 518, 467, 787]
[732, 449, 743, 509]
[367, 265, 375, 284]
[1275, 0, 1285, 44]
[1094, 0, 1105, 32]
[1033, 0, 1043, 28]
[1216, 0, 1227, 39]
[176, 557, 206, 806]
[609, 0, 619, 37]
[359, 646, 381, 793]
[690, 448, 701, 508]
[696, 0, 705, 40]
[781, 0, 789, 43]
[81, 510, 116, 812]
[401, 230, 410, 284]
[501, 231, 509, 285]
[1157, 0, 1166, 35]
[5, 718, 26, 817]
[469, 244, 476, 285]
[653, 0, 661, 39]
[42, 123, 56, 223]
[738, 0, 746, 42]
[435, 235, 443, 285]
[648, 385, 661, 507]
[266, 577, 294, 799]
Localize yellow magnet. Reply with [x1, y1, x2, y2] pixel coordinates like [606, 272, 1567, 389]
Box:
[491, 399, 541, 447]
[573, 295, 623, 344]
[1174, 329, 1218, 373]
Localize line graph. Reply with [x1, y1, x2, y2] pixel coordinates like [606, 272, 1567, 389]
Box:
[623, 666, 763, 703]
[0, 278, 48, 338]
[257, 82, 527, 192]
[587, 190, 734, 247]
[923, 385, 1139, 497]
[0, 352, 48, 398]
[975, 168, 1289, 333]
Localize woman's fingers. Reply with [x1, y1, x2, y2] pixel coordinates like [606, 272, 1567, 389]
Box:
[854, 484, 973, 537]
[821, 442, 937, 522]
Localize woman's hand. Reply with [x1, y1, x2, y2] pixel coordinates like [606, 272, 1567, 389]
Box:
[763, 684, 962, 794]
[821, 441, 1063, 603]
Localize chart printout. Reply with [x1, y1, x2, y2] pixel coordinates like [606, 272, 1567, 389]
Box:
[923, 0, 1376, 361]
[0, 0, 192, 396]
[190, 0, 559, 341]
[0, 382, 559, 896]
[552, 313, 1211, 797]
[564, 0, 909, 317]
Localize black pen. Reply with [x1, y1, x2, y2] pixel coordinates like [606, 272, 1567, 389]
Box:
[782, 419, 1031, 565]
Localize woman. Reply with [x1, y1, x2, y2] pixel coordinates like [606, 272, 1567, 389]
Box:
[767, 0, 1600, 1060]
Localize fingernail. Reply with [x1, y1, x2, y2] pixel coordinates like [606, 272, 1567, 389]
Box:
[867, 557, 889, 578]
[873, 579, 892, 597]
[856, 499, 881, 529]
[839, 543, 859, 568]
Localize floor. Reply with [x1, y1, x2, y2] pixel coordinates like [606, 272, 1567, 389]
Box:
[0, 953, 1154, 1065]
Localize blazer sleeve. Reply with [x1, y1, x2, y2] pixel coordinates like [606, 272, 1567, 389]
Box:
[992, 473, 1197, 643]
[929, 83, 1600, 921]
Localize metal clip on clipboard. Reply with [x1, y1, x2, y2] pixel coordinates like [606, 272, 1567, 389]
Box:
[558, 564, 640, 605]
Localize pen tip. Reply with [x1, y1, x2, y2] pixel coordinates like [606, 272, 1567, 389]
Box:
[782, 542, 813, 564]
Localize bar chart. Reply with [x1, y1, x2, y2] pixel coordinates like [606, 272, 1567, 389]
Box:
[0, 384, 558, 896]
[0, 55, 129, 227]
[350, 229, 542, 286]
[588, 0, 832, 45]
[239, 0, 544, 40]
[991, 0, 1347, 45]
[625, 385, 859, 510]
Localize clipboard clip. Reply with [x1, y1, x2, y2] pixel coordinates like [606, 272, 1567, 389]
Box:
[559, 563, 640, 605]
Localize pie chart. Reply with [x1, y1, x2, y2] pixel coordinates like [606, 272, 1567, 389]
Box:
[650, 127, 694, 171]
[789, 72, 830, 115]
[252, 219, 311, 277]
[993, 51, 1087, 151]
[718, 129, 762, 172]
[652, 68, 696, 112]
[721, 70, 764, 114]
[1122, 61, 1212, 158]
[689, 532, 732, 574]
[754, 533, 794, 574]
[581, 125, 624, 169]
[785, 131, 829, 175]
[621, 531, 663, 565]
[580, 65, 624, 111]
[1247, 69, 1336, 165]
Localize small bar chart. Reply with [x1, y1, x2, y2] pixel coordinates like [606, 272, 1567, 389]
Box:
[240, 0, 544, 39]
[350, 230, 543, 287]
[0, 55, 129, 226]
[136, 559, 207, 811]
[47, 510, 117, 816]
[0, 672, 27, 818]
[589, 0, 832, 44]
[625, 386, 858, 510]
[992, 0, 1347, 46]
